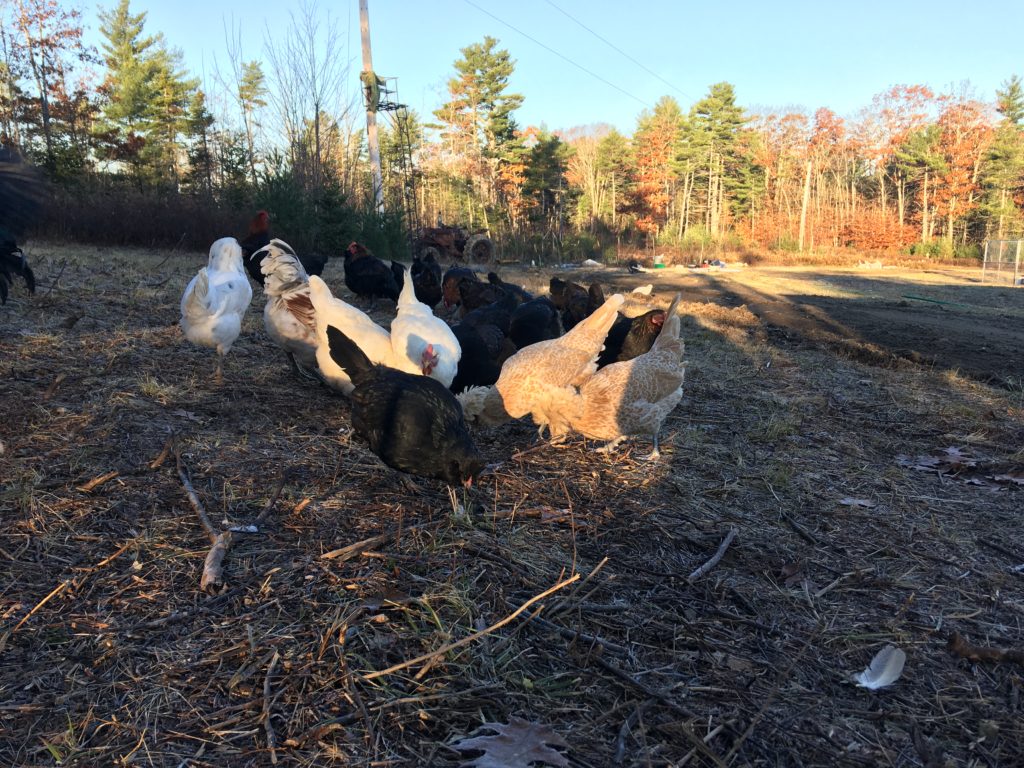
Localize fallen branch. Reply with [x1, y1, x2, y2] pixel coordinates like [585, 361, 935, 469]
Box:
[263, 650, 281, 764]
[12, 580, 71, 633]
[688, 528, 738, 583]
[361, 574, 580, 682]
[76, 470, 119, 493]
[321, 523, 428, 562]
[173, 438, 288, 592]
[948, 632, 1024, 665]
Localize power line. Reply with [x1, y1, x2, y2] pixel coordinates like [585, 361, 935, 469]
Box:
[544, 0, 692, 103]
[460, 0, 650, 109]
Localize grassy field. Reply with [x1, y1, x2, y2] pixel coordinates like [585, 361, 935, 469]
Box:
[2, 243, 1023, 767]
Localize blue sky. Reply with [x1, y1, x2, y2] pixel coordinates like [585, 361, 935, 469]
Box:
[85, 0, 1023, 133]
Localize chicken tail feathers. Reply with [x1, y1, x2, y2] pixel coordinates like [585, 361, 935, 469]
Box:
[326, 324, 374, 385]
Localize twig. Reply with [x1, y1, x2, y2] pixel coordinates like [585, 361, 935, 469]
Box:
[688, 528, 738, 583]
[321, 524, 427, 562]
[548, 556, 609, 617]
[520, 613, 630, 655]
[44, 258, 68, 295]
[590, 655, 723, 767]
[254, 472, 288, 527]
[361, 574, 580, 682]
[12, 580, 71, 632]
[948, 632, 1024, 665]
[42, 372, 66, 402]
[677, 723, 727, 767]
[262, 651, 281, 764]
[150, 436, 174, 469]
[201, 532, 232, 592]
[614, 705, 642, 765]
[780, 510, 819, 545]
[76, 470, 119, 493]
[173, 440, 217, 542]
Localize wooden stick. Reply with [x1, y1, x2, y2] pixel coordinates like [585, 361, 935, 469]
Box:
[254, 472, 288, 527]
[200, 532, 232, 592]
[13, 580, 70, 632]
[173, 441, 218, 542]
[948, 632, 1024, 664]
[688, 528, 737, 583]
[361, 574, 580, 682]
[76, 470, 119, 493]
[321, 524, 427, 562]
[263, 651, 281, 764]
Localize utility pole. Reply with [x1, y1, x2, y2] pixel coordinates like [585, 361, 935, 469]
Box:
[359, 0, 384, 213]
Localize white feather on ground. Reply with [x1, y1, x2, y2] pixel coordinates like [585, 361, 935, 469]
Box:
[854, 646, 906, 690]
[180, 237, 253, 382]
[259, 239, 318, 375]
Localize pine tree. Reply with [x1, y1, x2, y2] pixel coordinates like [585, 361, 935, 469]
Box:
[184, 88, 214, 195]
[237, 60, 266, 186]
[434, 36, 524, 223]
[631, 96, 682, 241]
[981, 76, 1024, 238]
[688, 83, 750, 237]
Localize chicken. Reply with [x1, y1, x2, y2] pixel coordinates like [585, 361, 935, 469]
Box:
[509, 296, 561, 349]
[487, 271, 533, 303]
[325, 324, 485, 486]
[0, 146, 44, 305]
[411, 252, 443, 307]
[550, 277, 605, 331]
[240, 211, 328, 286]
[442, 266, 479, 309]
[307, 275, 451, 394]
[458, 278, 507, 315]
[461, 288, 518, 336]
[390, 265, 461, 388]
[460, 293, 625, 437]
[570, 294, 685, 459]
[240, 211, 272, 283]
[344, 242, 400, 307]
[1, 230, 35, 305]
[596, 308, 666, 369]
[449, 322, 512, 393]
[258, 239, 319, 378]
[180, 237, 254, 383]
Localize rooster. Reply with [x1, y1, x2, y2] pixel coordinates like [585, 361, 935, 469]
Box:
[571, 294, 685, 459]
[344, 242, 400, 307]
[240, 210, 328, 286]
[442, 266, 479, 310]
[325, 324, 485, 487]
[180, 238, 253, 384]
[258, 239, 319, 379]
[391, 265, 461, 388]
[459, 293, 625, 438]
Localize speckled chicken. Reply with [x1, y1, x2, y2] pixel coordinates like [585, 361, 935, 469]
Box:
[460, 292, 625, 438]
[259, 239, 319, 378]
[570, 294, 685, 459]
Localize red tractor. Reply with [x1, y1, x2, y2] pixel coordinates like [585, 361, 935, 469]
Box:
[412, 224, 493, 264]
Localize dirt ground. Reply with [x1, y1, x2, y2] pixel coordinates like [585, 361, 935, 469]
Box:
[1, 244, 1023, 767]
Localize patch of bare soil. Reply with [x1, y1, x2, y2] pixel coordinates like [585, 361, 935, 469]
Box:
[1, 245, 1023, 767]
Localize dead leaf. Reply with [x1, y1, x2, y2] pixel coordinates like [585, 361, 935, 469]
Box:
[454, 717, 569, 768]
[839, 497, 876, 508]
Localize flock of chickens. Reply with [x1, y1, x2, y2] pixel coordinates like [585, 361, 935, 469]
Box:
[180, 212, 688, 489]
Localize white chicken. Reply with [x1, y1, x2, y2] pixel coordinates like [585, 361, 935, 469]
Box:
[180, 237, 253, 384]
[390, 265, 461, 388]
[308, 275, 395, 395]
[258, 239, 319, 378]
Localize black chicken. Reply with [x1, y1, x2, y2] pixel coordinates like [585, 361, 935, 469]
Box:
[326, 324, 485, 486]
[240, 210, 328, 286]
[596, 309, 667, 368]
[450, 323, 504, 393]
[411, 252, 443, 307]
[442, 266, 479, 309]
[461, 288, 518, 336]
[0, 146, 44, 305]
[509, 296, 561, 349]
[344, 242, 400, 307]
[550, 277, 604, 331]
[487, 271, 533, 303]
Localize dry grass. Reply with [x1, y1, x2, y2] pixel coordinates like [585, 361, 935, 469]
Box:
[2, 242, 1023, 767]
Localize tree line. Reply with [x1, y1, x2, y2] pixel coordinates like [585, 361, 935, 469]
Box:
[2, 0, 1022, 261]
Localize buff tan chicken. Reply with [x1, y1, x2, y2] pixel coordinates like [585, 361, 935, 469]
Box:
[569, 293, 685, 459]
[460, 293, 625, 438]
